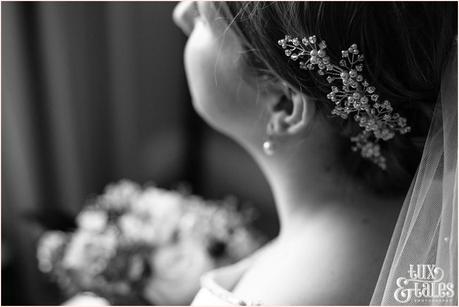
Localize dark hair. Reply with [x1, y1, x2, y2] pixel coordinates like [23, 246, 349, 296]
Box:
[216, 1, 457, 195]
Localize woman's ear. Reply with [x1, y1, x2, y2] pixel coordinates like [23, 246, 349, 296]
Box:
[268, 90, 316, 136]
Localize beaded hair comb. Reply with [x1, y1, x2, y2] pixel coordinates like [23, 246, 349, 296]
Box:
[278, 35, 411, 170]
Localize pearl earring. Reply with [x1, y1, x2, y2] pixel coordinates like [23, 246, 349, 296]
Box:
[263, 121, 276, 155]
[263, 139, 275, 155]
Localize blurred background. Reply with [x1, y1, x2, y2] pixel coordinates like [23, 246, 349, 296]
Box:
[2, 2, 278, 305]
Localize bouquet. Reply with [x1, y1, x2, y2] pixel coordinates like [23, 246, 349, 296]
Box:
[37, 180, 265, 305]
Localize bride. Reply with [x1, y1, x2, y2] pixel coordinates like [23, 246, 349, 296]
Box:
[173, 1, 457, 305]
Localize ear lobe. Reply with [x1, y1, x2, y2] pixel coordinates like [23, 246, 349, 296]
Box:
[269, 91, 315, 135]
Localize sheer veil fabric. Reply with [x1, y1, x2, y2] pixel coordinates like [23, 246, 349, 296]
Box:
[371, 40, 458, 305]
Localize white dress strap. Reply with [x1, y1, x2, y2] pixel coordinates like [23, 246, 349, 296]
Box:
[191, 240, 277, 306]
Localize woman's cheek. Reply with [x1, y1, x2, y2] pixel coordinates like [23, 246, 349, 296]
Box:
[184, 24, 263, 137]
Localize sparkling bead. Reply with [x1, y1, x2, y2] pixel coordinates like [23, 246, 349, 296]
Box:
[310, 49, 318, 56]
[302, 38, 309, 45]
[309, 36, 317, 44]
[342, 50, 349, 58]
[291, 54, 299, 61]
[285, 50, 292, 56]
[351, 43, 358, 50]
[371, 94, 379, 101]
[318, 49, 326, 57]
[339, 59, 346, 66]
[360, 96, 369, 104]
[353, 92, 361, 99]
[340, 72, 349, 80]
[349, 70, 357, 78]
[356, 65, 363, 72]
[357, 75, 364, 81]
[367, 86, 376, 94]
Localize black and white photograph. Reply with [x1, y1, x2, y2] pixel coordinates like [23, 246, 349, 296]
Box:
[2, 1, 458, 306]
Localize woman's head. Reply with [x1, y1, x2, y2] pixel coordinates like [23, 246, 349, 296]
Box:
[173, 1, 277, 143]
[174, 1, 457, 194]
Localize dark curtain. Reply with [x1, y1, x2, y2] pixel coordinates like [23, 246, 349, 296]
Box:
[2, 2, 277, 305]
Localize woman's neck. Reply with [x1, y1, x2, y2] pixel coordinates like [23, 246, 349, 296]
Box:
[234, 147, 404, 304]
[250, 141, 404, 239]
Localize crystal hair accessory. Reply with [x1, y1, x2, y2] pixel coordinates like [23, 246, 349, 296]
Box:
[277, 35, 411, 169]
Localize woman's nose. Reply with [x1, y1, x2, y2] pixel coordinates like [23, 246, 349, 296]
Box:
[173, 1, 198, 36]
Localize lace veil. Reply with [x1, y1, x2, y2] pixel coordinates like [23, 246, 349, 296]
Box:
[370, 40, 458, 305]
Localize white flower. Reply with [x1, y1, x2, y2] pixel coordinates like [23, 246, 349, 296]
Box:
[131, 188, 184, 244]
[143, 239, 215, 305]
[100, 180, 141, 211]
[62, 229, 117, 277]
[118, 214, 157, 243]
[133, 188, 183, 219]
[37, 231, 67, 272]
[76, 210, 108, 233]
[226, 228, 261, 260]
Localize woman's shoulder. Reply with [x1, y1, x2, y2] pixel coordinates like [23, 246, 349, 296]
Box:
[231, 221, 387, 305]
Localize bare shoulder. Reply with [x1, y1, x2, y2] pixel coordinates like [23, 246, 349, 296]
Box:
[232, 217, 394, 304]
